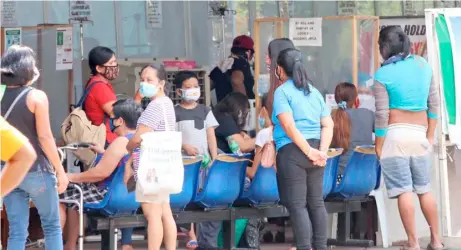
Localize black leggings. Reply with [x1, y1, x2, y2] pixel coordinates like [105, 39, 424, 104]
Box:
[276, 140, 328, 250]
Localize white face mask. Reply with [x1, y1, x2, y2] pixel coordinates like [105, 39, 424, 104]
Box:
[181, 88, 201, 102]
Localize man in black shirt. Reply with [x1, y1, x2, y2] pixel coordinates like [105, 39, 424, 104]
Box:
[209, 35, 255, 102]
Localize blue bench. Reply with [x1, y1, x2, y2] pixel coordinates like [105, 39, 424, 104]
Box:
[88, 149, 382, 250]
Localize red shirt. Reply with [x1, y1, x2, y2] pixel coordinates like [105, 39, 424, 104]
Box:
[84, 75, 117, 144]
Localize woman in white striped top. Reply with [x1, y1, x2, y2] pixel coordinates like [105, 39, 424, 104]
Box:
[125, 63, 177, 250]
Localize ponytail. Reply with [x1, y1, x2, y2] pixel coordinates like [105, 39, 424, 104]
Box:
[331, 102, 351, 151]
[292, 60, 311, 95]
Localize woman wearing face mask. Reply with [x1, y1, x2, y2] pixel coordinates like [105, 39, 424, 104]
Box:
[85, 46, 120, 145]
[1, 45, 68, 249]
[126, 63, 178, 250]
[265, 38, 295, 117]
[272, 48, 334, 250]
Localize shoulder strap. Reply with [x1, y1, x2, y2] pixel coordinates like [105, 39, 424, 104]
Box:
[4, 87, 32, 120]
[74, 81, 103, 109]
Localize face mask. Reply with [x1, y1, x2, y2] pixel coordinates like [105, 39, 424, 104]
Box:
[259, 116, 265, 129]
[103, 65, 120, 80]
[109, 117, 121, 133]
[180, 88, 201, 102]
[140, 82, 159, 98]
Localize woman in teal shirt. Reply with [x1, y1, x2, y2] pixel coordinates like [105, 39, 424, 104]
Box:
[272, 48, 334, 250]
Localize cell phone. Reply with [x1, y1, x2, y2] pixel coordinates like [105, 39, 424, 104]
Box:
[77, 143, 91, 148]
[126, 176, 136, 193]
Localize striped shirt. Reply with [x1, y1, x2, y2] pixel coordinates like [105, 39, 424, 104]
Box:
[133, 96, 176, 179]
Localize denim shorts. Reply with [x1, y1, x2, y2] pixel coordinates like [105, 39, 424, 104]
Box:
[380, 124, 432, 198]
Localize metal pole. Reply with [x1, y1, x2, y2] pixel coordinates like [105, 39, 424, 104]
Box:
[221, 14, 226, 60]
[80, 22, 84, 61]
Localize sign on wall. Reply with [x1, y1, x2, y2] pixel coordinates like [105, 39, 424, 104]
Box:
[56, 27, 73, 70]
[380, 18, 427, 57]
[146, 0, 163, 29]
[4, 27, 22, 51]
[289, 18, 322, 47]
[69, 0, 92, 22]
[338, 1, 356, 16]
[1, 0, 17, 26]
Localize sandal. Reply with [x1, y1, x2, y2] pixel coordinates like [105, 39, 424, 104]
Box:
[427, 243, 446, 250]
[186, 240, 198, 249]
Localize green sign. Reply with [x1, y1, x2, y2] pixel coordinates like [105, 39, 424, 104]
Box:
[0, 85, 6, 102]
[57, 31, 64, 46]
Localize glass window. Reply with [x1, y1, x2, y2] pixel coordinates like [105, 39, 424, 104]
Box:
[376, 1, 403, 16]
[356, 0, 375, 15]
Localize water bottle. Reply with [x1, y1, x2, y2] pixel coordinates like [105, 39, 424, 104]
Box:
[227, 136, 243, 155]
[201, 153, 211, 168]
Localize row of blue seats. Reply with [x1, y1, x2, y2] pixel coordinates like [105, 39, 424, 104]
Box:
[82, 146, 381, 217]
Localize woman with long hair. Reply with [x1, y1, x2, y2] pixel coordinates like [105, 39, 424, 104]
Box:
[374, 26, 443, 250]
[265, 38, 295, 117]
[331, 82, 374, 175]
[1, 45, 68, 249]
[272, 48, 333, 250]
[126, 63, 177, 250]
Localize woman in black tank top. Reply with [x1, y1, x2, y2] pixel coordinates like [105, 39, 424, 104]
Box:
[1, 45, 67, 249]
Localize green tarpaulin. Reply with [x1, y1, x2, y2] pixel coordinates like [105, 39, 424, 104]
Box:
[435, 14, 457, 125]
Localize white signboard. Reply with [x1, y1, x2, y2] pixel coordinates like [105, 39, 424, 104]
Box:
[380, 18, 427, 58]
[146, 0, 162, 28]
[4, 28, 21, 51]
[289, 18, 322, 47]
[1, 0, 17, 26]
[69, 0, 91, 22]
[56, 27, 73, 70]
[338, 1, 356, 16]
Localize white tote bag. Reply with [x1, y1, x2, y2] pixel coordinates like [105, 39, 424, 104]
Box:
[136, 103, 184, 195]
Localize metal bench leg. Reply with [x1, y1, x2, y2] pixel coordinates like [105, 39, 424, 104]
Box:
[327, 201, 374, 247]
[108, 220, 116, 250]
[100, 231, 110, 250]
[223, 208, 236, 250]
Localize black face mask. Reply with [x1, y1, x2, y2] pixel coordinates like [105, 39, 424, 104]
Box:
[109, 117, 121, 133]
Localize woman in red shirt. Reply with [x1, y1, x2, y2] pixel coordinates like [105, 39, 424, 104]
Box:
[84, 46, 119, 145]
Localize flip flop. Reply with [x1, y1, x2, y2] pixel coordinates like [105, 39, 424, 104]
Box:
[427, 243, 446, 250]
[186, 240, 198, 249]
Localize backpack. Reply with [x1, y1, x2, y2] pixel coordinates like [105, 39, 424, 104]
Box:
[61, 81, 106, 167]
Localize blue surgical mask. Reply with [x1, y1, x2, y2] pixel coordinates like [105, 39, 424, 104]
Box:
[180, 88, 201, 102]
[140, 82, 158, 98]
[258, 116, 265, 129]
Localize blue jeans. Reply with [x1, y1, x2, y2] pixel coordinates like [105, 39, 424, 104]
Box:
[3, 170, 63, 250]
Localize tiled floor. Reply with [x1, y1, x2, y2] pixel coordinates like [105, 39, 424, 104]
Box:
[28, 236, 461, 249]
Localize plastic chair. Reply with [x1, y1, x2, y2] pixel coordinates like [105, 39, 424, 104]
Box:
[323, 148, 343, 199]
[194, 154, 251, 209]
[84, 162, 140, 216]
[238, 166, 279, 207]
[170, 157, 202, 211]
[332, 145, 380, 198]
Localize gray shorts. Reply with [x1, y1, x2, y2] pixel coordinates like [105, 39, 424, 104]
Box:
[380, 124, 432, 198]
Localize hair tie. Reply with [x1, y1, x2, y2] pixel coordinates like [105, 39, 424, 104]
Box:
[338, 101, 347, 110]
[294, 58, 301, 62]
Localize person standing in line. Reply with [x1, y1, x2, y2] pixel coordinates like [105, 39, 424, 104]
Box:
[84, 46, 119, 145]
[262, 38, 296, 246]
[1, 45, 68, 250]
[173, 71, 219, 249]
[0, 116, 37, 197]
[272, 48, 333, 250]
[209, 35, 256, 102]
[125, 63, 177, 250]
[374, 26, 444, 250]
[82, 46, 135, 249]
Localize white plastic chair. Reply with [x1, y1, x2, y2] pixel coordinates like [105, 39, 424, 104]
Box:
[370, 181, 390, 248]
